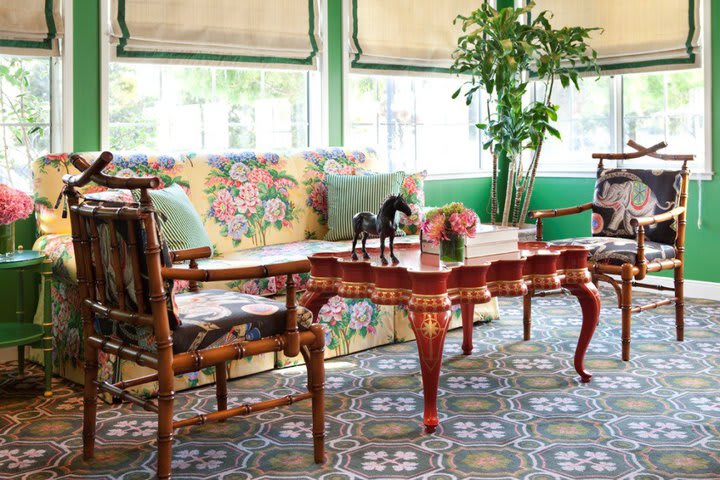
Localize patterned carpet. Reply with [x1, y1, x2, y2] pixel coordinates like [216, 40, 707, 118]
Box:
[1, 289, 719, 479]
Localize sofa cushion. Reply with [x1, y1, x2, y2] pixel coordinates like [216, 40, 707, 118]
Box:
[324, 171, 405, 241]
[398, 171, 427, 235]
[550, 236, 676, 266]
[130, 183, 213, 254]
[592, 168, 682, 245]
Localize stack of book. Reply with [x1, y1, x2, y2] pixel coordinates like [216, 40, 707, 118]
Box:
[420, 225, 520, 266]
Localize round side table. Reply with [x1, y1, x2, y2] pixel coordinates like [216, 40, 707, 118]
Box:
[0, 250, 53, 397]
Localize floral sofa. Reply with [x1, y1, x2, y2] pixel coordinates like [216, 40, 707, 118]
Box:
[30, 147, 498, 396]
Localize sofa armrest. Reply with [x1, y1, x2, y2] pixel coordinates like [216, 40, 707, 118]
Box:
[33, 233, 77, 283]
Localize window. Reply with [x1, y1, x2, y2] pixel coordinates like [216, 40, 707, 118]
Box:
[109, 64, 312, 151]
[348, 75, 482, 176]
[534, 68, 707, 174]
[0, 56, 55, 192]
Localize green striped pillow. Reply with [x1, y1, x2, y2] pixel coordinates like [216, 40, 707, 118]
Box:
[135, 184, 213, 254]
[324, 172, 405, 242]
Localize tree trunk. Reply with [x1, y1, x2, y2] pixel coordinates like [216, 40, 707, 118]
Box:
[501, 157, 516, 226]
[519, 137, 545, 226]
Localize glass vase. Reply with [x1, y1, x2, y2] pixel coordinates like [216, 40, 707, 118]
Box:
[440, 234, 465, 266]
[0, 222, 14, 256]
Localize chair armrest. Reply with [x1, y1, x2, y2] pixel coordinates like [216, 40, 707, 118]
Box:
[529, 202, 593, 219]
[169, 246, 213, 263]
[161, 259, 311, 283]
[630, 207, 686, 228]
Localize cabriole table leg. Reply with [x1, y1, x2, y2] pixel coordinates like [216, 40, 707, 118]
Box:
[566, 281, 601, 382]
[408, 294, 452, 433]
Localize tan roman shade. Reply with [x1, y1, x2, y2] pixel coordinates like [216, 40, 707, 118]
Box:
[110, 0, 321, 69]
[533, 0, 701, 75]
[349, 0, 479, 74]
[0, 0, 63, 56]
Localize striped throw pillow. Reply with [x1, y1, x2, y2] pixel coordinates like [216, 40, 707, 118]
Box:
[324, 171, 405, 242]
[136, 184, 213, 254]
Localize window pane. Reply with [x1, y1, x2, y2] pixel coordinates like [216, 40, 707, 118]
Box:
[109, 64, 309, 151]
[623, 69, 704, 162]
[535, 76, 614, 169]
[0, 56, 52, 192]
[348, 75, 481, 175]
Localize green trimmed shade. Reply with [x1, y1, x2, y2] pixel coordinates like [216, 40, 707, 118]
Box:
[0, 0, 63, 56]
[110, 0, 320, 69]
[532, 0, 701, 75]
[349, 0, 478, 75]
[324, 171, 405, 242]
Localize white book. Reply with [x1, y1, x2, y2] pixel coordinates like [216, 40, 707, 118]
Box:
[466, 240, 519, 258]
[465, 225, 519, 246]
[420, 250, 521, 267]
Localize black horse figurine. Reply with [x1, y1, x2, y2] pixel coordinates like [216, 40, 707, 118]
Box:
[351, 194, 412, 265]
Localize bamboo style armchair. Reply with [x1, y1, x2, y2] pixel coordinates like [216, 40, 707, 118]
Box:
[62, 152, 326, 479]
[528, 140, 691, 361]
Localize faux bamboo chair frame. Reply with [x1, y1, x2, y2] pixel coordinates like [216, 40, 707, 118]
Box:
[63, 152, 326, 479]
[529, 140, 692, 361]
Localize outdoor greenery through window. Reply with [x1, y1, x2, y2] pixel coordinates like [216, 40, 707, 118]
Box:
[535, 69, 705, 172]
[109, 64, 311, 151]
[0, 56, 54, 192]
[348, 75, 482, 175]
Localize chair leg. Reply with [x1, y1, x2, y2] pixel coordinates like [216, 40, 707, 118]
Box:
[303, 326, 325, 464]
[17, 345, 25, 379]
[216, 362, 227, 421]
[674, 265, 685, 341]
[157, 370, 175, 479]
[82, 343, 100, 460]
[523, 292, 532, 341]
[621, 263, 634, 361]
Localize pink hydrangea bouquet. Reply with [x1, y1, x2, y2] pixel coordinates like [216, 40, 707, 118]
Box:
[421, 202, 479, 244]
[0, 184, 34, 225]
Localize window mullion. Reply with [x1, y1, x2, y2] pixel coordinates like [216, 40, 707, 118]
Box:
[613, 75, 624, 168]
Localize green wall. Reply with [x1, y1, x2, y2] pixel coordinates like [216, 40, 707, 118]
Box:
[528, 0, 719, 283]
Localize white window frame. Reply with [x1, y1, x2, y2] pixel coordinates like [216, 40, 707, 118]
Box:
[341, 0, 491, 179]
[532, 0, 712, 180]
[99, 0, 325, 151]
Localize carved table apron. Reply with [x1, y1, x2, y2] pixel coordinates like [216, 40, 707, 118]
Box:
[300, 242, 601, 432]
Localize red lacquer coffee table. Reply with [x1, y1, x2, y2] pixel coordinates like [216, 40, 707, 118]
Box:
[300, 242, 601, 432]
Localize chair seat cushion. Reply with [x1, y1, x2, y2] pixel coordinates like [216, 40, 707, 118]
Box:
[550, 237, 676, 266]
[93, 289, 313, 354]
[172, 290, 313, 354]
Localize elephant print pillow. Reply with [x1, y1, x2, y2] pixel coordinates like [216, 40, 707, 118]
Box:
[591, 168, 682, 245]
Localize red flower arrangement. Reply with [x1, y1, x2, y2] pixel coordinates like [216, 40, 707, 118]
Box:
[0, 184, 34, 225]
[421, 202, 479, 244]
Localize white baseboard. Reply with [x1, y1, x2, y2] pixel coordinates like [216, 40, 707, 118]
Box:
[645, 276, 720, 301]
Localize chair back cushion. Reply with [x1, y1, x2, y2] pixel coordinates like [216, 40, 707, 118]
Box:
[592, 168, 682, 245]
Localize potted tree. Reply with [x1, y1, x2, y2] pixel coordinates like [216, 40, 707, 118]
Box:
[452, 1, 599, 228]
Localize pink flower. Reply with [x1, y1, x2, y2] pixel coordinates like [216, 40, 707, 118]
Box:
[449, 212, 467, 236]
[422, 213, 448, 244]
[211, 190, 237, 223]
[338, 165, 355, 175]
[310, 182, 328, 213]
[0, 184, 33, 224]
[263, 198, 287, 223]
[235, 183, 260, 214]
[242, 281, 260, 296]
[319, 296, 347, 326]
[349, 301, 374, 331]
[402, 177, 417, 195]
[247, 168, 273, 186]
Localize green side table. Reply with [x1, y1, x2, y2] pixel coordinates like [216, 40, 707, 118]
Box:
[0, 250, 53, 397]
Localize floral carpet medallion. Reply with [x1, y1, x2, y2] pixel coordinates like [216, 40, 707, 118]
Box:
[1, 289, 719, 479]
